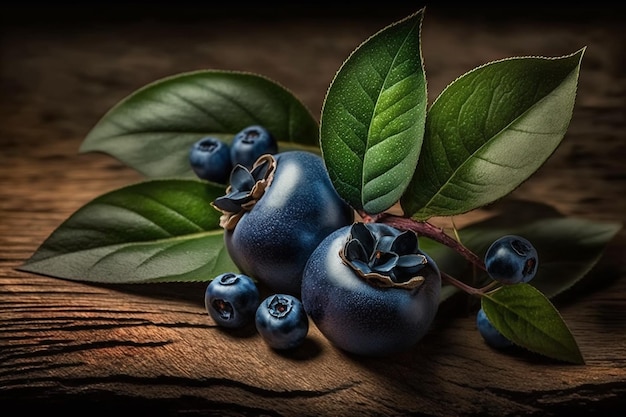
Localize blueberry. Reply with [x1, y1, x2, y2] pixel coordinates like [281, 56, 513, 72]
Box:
[301, 222, 441, 356]
[230, 125, 278, 170]
[485, 235, 538, 284]
[204, 272, 260, 328]
[189, 136, 232, 184]
[212, 151, 354, 296]
[255, 294, 309, 350]
[476, 307, 514, 349]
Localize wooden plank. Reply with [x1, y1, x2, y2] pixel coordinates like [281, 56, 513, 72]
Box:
[1, 7, 625, 416]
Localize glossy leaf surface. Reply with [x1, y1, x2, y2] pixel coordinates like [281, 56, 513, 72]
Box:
[402, 49, 585, 220]
[19, 180, 237, 283]
[320, 9, 427, 215]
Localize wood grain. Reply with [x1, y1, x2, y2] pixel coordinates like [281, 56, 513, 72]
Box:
[1, 5, 625, 416]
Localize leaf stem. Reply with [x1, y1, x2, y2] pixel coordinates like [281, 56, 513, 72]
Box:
[478, 280, 500, 294]
[378, 213, 486, 272]
[441, 271, 483, 297]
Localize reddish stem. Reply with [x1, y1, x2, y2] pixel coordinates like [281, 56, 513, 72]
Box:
[440, 272, 483, 297]
[377, 213, 486, 273]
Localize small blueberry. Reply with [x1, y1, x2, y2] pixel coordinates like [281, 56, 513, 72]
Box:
[189, 136, 232, 184]
[476, 307, 514, 349]
[205, 273, 259, 328]
[485, 235, 538, 285]
[230, 125, 278, 170]
[255, 294, 309, 350]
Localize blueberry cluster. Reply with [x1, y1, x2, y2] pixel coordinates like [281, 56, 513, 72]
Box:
[204, 221, 443, 356]
[204, 231, 540, 355]
[204, 272, 308, 350]
[198, 126, 539, 356]
[200, 138, 441, 356]
[189, 125, 278, 184]
[203, 139, 352, 350]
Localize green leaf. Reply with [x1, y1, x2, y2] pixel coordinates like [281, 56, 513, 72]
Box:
[18, 179, 238, 283]
[80, 70, 320, 178]
[320, 8, 427, 215]
[482, 284, 585, 364]
[401, 48, 586, 220]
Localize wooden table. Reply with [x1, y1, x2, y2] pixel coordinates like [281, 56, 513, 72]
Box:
[2, 5, 625, 416]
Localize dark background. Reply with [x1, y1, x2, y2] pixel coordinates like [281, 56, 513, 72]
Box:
[2, 2, 626, 21]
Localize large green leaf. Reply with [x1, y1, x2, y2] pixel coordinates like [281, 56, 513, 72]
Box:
[401, 49, 585, 220]
[482, 284, 585, 364]
[80, 70, 320, 178]
[320, 8, 427, 215]
[18, 180, 237, 283]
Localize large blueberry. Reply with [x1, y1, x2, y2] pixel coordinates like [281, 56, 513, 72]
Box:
[301, 222, 441, 356]
[212, 151, 354, 297]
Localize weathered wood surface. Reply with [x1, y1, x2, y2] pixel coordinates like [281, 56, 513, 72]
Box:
[1, 5, 625, 416]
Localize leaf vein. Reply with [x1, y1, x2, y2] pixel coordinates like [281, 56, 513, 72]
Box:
[166, 89, 227, 130]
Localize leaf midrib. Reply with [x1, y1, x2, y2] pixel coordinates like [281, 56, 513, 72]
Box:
[24, 229, 224, 265]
